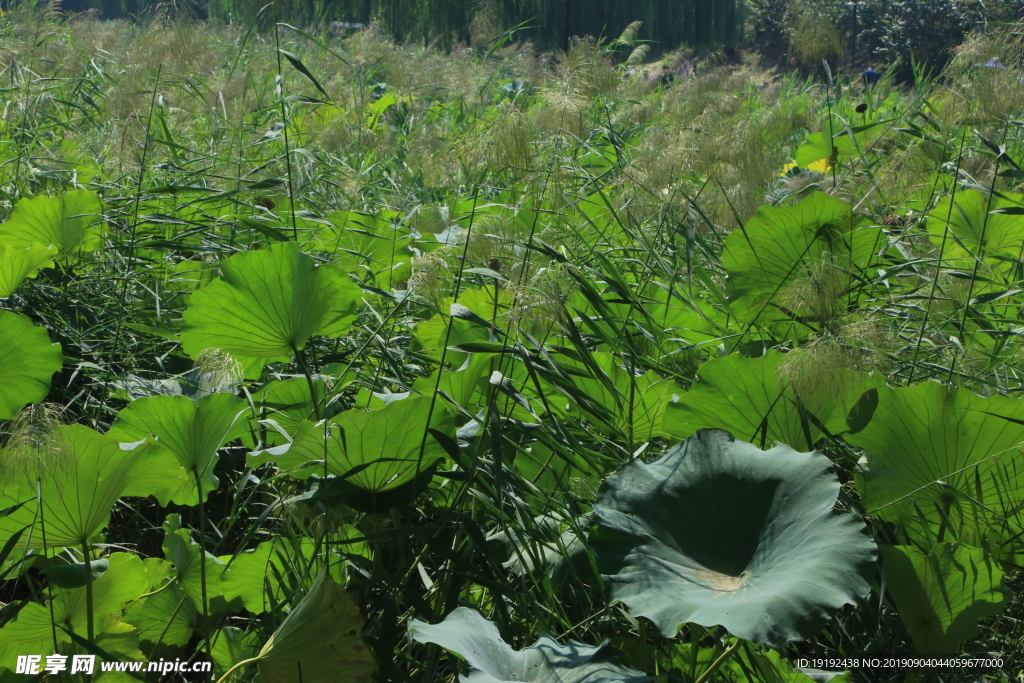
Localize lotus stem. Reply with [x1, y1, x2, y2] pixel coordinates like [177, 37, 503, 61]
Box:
[82, 540, 94, 642]
[213, 656, 261, 683]
[292, 343, 323, 422]
[195, 466, 212, 662]
[694, 639, 742, 683]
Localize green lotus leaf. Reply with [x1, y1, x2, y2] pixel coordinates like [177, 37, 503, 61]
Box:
[122, 559, 197, 650]
[0, 190, 103, 263]
[0, 425, 186, 549]
[181, 240, 361, 361]
[215, 537, 323, 615]
[927, 190, 1024, 266]
[410, 606, 652, 683]
[880, 543, 1005, 653]
[793, 120, 885, 169]
[42, 558, 110, 588]
[108, 393, 247, 505]
[159, 514, 231, 612]
[244, 377, 318, 448]
[0, 243, 56, 296]
[0, 310, 63, 419]
[592, 429, 875, 649]
[721, 192, 886, 326]
[0, 552, 149, 664]
[209, 626, 247, 678]
[663, 351, 883, 451]
[248, 395, 453, 492]
[847, 383, 1024, 549]
[309, 209, 414, 272]
[256, 569, 374, 683]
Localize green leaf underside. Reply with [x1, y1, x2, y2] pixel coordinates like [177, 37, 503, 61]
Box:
[181, 240, 361, 360]
[0, 553, 150, 663]
[592, 429, 874, 649]
[0, 311, 63, 420]
[880, 543, 1005, 653]
[249, 395, 453, 492]
[927, 190, 1024, 264]
[848, 382, 1024, 545]
[0, 425, 186, 549]
[0, 190, 103, 262]
[664, 351, 882, 451]
[0, 243, 56, 297]
[108, 393, 247, 505]
[721, 192, 885, 325]
[256, 570, 374, 683]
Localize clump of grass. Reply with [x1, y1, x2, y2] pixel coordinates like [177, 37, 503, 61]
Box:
[787, 0, 845, 68]
[1, 404, 73, 483]
[193, 347, 244, 395]
[778, 319, 891, 407]
[942, 24, 1024, 124]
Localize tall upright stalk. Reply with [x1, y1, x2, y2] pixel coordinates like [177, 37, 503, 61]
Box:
[82, 539, 94, 642]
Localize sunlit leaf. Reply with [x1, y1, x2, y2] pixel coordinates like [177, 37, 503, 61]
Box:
[847, 382, 1024, 550]
[0, 190, 103, 263]
[0, 426, 186, 549]
[880, 543, 1005, 653]
[721, 192, 886, 327]
[249, 395, 453, 492]
[663, 351, 883, 451]
[256, 569, 374, 683]
[181, 240, 361, 361]
[0, 243, 56, 297]
[0, 310, 63, 420]
[108, 393, 247, 505]
[0, 553, 149, 663]
[927, 190, 1024, 267]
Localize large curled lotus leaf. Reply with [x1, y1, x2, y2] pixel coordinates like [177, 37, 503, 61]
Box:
[248, 395, 454, 492]
[880, 543, 1005, 654]
[721, 192, 886, 326]
[663, 351, 883, 452]
[256, 569, 374, 683]
[107, 393, 247, 505]
[0, 190, 103, 262]
[927, 189, 1024, 266]
[0, 425, 187, 550]
[591, 429, 875, 649]
[0, 243, 56, 296]
[180, 240, 361, 361]
[410, 607, 652, 683]
[0, 310, 63, 419]
[0, 552, 150, 665]
[847, 383, 1024, 547]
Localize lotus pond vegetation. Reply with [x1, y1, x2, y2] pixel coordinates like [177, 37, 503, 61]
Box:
[1, 6, 1024, 683]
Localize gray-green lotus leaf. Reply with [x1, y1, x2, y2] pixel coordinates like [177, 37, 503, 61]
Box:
[410, 607, 652, 683]
[592, 429, 875, 649]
